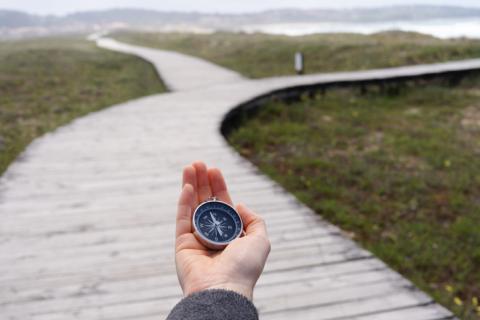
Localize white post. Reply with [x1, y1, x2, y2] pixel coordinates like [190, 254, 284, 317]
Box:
[295, 52, 304, 75]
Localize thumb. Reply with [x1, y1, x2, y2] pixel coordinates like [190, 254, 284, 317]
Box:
[236, 203, 269, 239]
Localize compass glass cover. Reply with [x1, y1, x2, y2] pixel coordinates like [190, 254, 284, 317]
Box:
[194, 201, 242, 243]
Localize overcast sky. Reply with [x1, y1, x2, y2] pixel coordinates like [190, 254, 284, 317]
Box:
[1, 0, 480, 15]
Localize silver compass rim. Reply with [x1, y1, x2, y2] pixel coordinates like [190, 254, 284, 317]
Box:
[192, 199, 244, 246]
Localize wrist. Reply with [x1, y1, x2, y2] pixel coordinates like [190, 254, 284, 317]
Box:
[206, 282, 253, 300]
[184, 280, 254, 300]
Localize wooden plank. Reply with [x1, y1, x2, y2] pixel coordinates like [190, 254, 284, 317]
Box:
[1, 170, 277, 204]
[2, 262, 386, 319]
[0, 228, 341, 267]
[256, 269, 407, 299]
[1, 258, 383, 307]
[257, 281, 419, 314]
[260, 291, 432, 320]
[0, 206, 323, 238]
[0, 235, 358, 280]
[0, 268, 411, 319]
[0, 219, 338, 263]
[1, 269, 403, 317]
[351, 304, 455, 320]
[259, 258, 386, 286]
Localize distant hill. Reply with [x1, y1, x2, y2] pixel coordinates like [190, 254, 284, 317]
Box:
[1, 6, 480, 38]
[0, 10, 43, 28]
[259, 6, 480, 22]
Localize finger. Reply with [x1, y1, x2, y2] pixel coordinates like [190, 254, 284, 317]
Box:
[193, 161, 212, 202]
[208, 167, 233, 205]
[182, 165, 198, 206]
[182, 165, 197, 189]
[236, 203, 268, 239]
[176, 184, 195, 238]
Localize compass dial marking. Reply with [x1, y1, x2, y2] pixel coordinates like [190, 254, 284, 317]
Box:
[193, 200, 242, 246]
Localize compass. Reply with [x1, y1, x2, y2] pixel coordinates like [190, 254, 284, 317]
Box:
[192, 197, 243, 250]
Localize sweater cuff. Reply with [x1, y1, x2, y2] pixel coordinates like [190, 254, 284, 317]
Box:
[167, 289, 259, 320]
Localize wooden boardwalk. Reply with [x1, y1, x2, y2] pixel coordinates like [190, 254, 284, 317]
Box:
[1, 37, 475, 319]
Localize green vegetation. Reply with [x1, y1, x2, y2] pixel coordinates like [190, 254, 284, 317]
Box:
[115, 31, 480, 78]
[228, 76, 480, 319]
[0, 37, 165, 175]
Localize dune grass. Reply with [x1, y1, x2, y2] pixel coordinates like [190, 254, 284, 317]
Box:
[114, 31, 480, 78]
[0, 37, 165, 176]
[228, 75, 480, 319]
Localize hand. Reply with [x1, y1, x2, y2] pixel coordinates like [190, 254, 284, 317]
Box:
[175, 161, 271, 300]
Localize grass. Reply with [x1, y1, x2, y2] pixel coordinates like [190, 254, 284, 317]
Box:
[0, 37, 165, 176]
[228, 76, 480, 319]
[115, 31, 480, 78]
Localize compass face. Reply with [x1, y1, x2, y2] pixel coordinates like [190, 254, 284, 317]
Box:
[193, 200, 242, 245]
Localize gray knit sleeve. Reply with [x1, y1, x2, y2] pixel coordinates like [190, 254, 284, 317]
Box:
[166, 289, 259, 320]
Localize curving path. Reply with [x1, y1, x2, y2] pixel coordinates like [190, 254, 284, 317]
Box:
[1, 37, 475, 319]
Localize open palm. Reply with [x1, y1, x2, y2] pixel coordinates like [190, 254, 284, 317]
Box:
[175, 161, 271, 300]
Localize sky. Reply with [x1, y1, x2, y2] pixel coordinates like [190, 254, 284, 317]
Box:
[1, 0, 480, 15]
